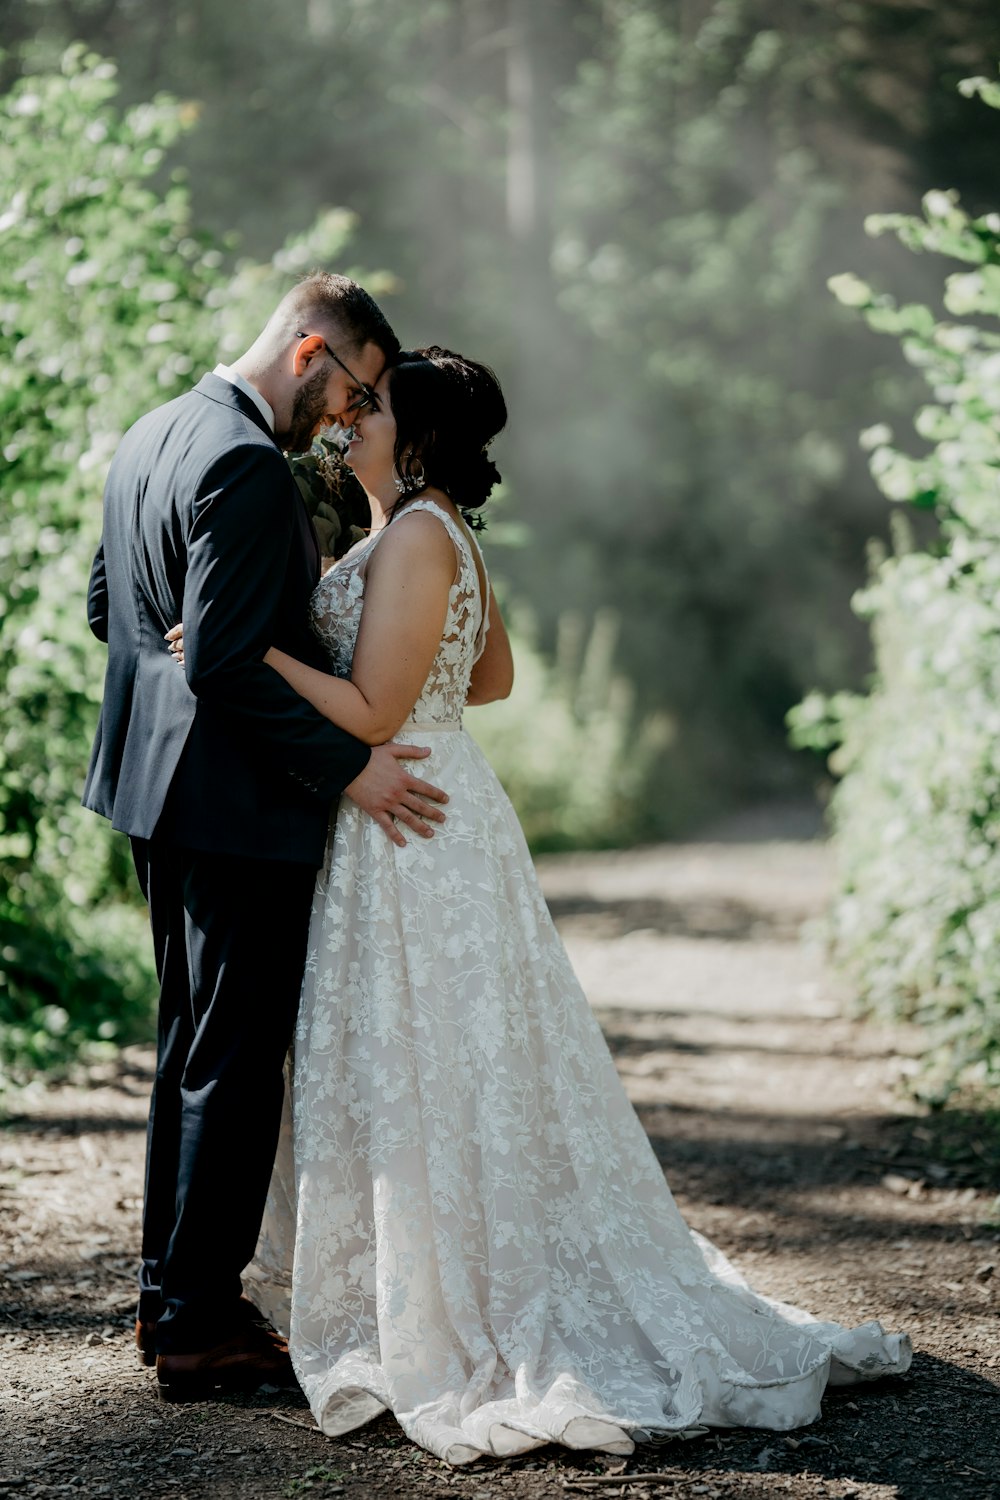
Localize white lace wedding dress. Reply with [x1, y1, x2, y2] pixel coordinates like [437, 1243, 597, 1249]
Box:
[246, 498, 910, 1465]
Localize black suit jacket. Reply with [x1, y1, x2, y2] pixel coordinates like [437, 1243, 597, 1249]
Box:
[83, 373, 370, 864]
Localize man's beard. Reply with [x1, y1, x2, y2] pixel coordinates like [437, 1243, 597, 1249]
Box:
[277, 369, 329, 453]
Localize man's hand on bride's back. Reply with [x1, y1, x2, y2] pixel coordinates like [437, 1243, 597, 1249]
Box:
[346, 744, 447, 847]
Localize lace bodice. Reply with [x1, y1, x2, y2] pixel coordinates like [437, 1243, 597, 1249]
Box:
[308, 498, 488, 727]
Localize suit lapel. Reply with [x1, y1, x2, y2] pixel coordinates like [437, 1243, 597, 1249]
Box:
[192, 373, 320, 580]
[193, 373, 277, 443]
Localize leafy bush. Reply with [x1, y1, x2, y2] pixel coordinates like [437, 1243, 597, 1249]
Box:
[0, 45, 671, 1081]
[0, 48, 378, 1081]
[469, 606, 673, 852]
[789, 72, 1000, 1092]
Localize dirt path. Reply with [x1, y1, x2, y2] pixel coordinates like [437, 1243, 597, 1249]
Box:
[2, 834, 999, 1500]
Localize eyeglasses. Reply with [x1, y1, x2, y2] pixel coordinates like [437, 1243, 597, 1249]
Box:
[295, 331, 377, 416]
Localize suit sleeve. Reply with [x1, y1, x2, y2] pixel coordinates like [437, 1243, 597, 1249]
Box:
[87, 543, 109, 643]
[182, 443, 371, 800]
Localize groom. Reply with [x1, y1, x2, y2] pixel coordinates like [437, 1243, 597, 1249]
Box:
[84, 272, 447, 1400]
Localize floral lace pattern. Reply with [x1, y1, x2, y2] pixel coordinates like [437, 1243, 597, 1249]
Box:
[247, 501, 911, 1465]
[307, 497, 488, 725]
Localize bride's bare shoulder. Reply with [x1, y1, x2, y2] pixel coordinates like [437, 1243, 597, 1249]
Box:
[371, 507, 458, 567]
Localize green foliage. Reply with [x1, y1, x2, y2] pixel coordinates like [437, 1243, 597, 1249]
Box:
[0, 47, 222, 1078]
[516, 0, 927, 824]
[0, 49, 375, 1081]
[7, 12, 1000, 1073]
[470, 608, 674, 851]
[791, 85, 1000, 1091]
[0, 900, 155, 1075]
[14, 0, 1000, 834]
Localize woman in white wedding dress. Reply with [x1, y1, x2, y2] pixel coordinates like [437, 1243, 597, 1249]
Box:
[239, 347, 910, 1464]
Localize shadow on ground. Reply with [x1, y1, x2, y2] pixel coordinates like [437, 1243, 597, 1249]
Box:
[4, 835, 999, 1499]
[528, 1354, 998, 1500]
[545, 893, 807, 942]
[635, 1103, 1000, 1200]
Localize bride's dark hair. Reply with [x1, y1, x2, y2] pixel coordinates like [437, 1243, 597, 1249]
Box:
[387, 346, 506, 527]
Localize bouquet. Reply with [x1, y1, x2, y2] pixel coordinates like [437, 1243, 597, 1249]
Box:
[287, 433, 371, 562]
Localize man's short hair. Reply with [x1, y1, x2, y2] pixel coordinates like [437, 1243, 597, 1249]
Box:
[278, 272, 399, 362]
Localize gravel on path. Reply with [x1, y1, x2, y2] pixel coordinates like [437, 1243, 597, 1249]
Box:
[2, 835, 998, 1500]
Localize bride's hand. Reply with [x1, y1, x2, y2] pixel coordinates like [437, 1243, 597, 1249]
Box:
[165, 623, 185, 666]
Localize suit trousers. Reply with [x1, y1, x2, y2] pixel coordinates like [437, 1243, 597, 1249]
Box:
[130, 836, 317, 1353]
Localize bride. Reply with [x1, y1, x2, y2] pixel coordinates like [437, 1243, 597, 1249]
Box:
[187, 346, 911, 1463]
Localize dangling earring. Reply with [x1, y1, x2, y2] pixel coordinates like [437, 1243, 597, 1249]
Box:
[393, 457, 426, 497]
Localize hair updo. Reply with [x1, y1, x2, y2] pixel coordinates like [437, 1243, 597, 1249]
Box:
[387, 346, 506, 525]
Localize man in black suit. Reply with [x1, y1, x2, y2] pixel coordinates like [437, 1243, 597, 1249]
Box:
[84, 272, 446, 1399]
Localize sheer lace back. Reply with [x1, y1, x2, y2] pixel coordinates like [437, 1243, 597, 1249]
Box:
[309, 498, 488, 727]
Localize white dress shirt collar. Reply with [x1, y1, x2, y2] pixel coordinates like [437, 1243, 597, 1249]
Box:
[212, 363, 275, 433]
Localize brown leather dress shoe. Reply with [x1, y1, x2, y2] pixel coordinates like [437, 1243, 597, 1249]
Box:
[135, 1318, 157, 1368]
[136, 1295, 281, 1371]
[156, 1327, 297, 1402]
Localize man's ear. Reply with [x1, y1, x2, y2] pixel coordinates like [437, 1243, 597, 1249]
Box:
[292, 335, 325, 378]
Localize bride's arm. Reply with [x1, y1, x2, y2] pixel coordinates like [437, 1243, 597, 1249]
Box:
[465, 585, 514, 705]
[262, 513, 455, 745]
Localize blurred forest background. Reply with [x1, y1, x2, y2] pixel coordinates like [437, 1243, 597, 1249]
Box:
[3, 0, 1000, 1089]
